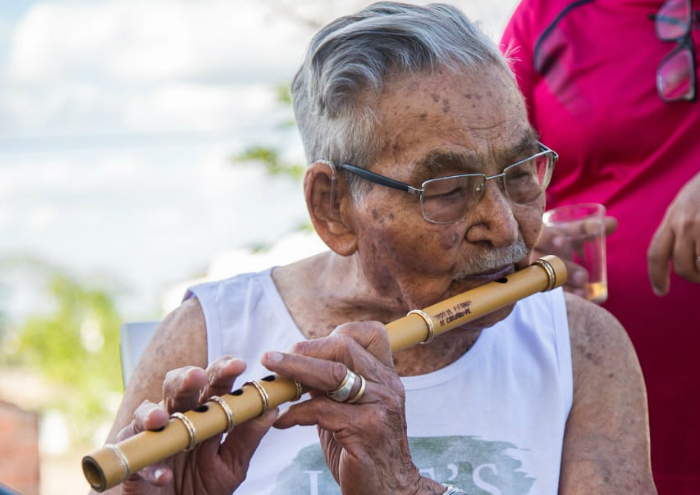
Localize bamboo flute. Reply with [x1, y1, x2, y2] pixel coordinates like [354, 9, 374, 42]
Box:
[83, 255, 566, 491]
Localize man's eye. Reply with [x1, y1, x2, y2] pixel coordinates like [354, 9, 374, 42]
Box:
[424, 179, 469, 198]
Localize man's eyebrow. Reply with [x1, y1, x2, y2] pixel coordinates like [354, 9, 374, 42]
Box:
[412, 132, 540, 179]
[417, 150, 484, 176]
[501, 133, 540, 163]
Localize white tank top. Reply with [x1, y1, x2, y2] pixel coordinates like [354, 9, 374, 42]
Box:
[186, 268, 572, 495]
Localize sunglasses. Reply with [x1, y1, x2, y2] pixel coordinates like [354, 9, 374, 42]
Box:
[653, 0, 699, 102]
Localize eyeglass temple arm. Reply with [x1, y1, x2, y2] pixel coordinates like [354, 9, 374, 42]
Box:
[339, 163, 420, 194]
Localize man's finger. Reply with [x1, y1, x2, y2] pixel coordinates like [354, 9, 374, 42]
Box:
[537, 224, 569, 256]
[648, 223, 674, 296]
[202, 356, 247, 401]
[163, 366, 209, 413]
[604, 216, 618, 237]
[116, 401, 169, 442]
[219, 409, 279, 475]
[671, 238, 700, 284]
[135, 464, 173, 486]
[262, 350, 365, 393]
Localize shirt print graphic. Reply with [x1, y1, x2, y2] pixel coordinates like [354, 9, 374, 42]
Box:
[271, 435, 535, 495]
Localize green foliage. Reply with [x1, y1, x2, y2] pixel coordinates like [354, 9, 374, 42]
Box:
[233, 146, 306, 179]
[12, 270, 123, 443]
[231, 83, 305, 181]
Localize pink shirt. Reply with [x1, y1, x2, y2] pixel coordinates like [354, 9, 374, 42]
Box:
[503, 1, 700, 492]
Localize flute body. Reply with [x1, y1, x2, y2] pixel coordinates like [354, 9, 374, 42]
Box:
[83, 255, 566, 491]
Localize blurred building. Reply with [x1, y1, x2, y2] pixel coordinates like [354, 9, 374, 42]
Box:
[0, 400, 40, 495]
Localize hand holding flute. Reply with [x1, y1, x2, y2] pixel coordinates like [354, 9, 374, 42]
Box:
[85, 257, 565, 494]
[106, 357, 279, 495]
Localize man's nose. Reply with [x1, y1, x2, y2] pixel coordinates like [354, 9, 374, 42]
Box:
[465, 179, 519, 248]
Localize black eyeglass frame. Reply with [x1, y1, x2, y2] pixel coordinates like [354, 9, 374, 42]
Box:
[337, 142, 558, 224]
[653, 0, 700, 102]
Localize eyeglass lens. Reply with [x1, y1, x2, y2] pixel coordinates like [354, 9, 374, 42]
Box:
[658, 46, 695, 100]
[655, 0, 696, 101]
[656, 0, 691, 39]
[420, 155, 548, 224]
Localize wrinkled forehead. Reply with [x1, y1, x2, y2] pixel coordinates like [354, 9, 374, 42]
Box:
[374, 65, 532, 173]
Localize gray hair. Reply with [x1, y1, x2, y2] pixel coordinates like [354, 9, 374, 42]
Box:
[291, 2, 512, 196]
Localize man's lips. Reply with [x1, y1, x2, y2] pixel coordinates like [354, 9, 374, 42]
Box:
[458, 264, 515, 284]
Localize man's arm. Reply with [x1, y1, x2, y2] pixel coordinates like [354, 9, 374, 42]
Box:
[88, 298, 208, 494]
[104, 297, 208, 448]
[560, 293, 656, 494]
[90, 297, 276, 495]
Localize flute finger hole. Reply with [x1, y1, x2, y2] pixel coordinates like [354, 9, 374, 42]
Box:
[195, 405, 209, 413]
[262, 375, 276, 382]
[232, 389, 243, 396]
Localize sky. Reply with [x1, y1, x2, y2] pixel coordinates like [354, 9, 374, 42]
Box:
[0, 0, 520, 321]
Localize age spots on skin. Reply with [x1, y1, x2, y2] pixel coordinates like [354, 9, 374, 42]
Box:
[431, 93, 440, 103]
[440, 232, 460, 250]
[419, 113, 427, 120]
[464, 93, 472, 99]
[372, 209, 380, 220]
[585, 351, 602, 365]
[388, 213, 395, 221]
[442, 98, 450, 114]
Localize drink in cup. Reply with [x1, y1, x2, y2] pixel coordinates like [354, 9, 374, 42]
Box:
[542, 203, 608, 304]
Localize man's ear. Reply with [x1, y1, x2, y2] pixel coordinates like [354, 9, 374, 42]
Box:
[304, 161, 358, 256]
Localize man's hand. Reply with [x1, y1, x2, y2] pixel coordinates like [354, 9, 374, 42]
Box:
[262, 322, 444, 495]
[534, 215, 617, 298]
[113, 356, 276, 495]
[648, 172, 700, 296]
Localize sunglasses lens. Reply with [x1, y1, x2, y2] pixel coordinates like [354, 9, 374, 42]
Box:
[656, 0, 691, 40]
[657, 46, 695, 101]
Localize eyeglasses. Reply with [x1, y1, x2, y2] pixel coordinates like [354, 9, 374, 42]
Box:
[338, 142, 558, 225]
[653, 0, 699, 102]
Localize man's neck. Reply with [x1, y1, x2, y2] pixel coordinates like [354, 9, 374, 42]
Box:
[272, 251, 482, 376]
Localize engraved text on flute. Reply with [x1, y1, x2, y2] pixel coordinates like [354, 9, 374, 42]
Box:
[435, 301, 472, 326]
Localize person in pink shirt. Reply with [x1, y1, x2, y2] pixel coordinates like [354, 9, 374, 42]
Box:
[502, 0, 700, 492]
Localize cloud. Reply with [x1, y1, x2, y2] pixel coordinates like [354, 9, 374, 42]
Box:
[7, 1, 308, 85]
[2, 1, 303, 137]
[122, 83, 280, 132]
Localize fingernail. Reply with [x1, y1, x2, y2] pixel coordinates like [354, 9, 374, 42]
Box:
[265, 351, 283, 363]
[652, 285, 665, 297]
[154, 468, 166, 481]
[553, 236, 566, 249]
[572, 270, 587, 285]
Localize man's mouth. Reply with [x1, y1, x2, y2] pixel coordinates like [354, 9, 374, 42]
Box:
[449, 264, 516, 295]
[464, 264, 515, 283]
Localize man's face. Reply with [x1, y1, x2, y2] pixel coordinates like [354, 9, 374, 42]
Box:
[348, 66, 544, 325]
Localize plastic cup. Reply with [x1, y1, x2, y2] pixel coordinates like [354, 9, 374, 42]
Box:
[542, 203, 608, 304]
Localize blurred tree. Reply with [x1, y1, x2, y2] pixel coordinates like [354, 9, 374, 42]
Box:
[0, 259, 123, 444]
[232, 84, 305, 181]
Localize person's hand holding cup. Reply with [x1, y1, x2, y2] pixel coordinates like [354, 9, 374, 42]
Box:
[541, 203, 612, 304]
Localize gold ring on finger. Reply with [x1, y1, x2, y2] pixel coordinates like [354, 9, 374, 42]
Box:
[346, 374, 367, 404]
[210, 396, 235, 433]
[170, 412, 197, 451]
[244, 380, 270, 414]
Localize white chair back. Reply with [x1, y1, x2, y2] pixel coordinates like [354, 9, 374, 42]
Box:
[119, 321, 160, 387]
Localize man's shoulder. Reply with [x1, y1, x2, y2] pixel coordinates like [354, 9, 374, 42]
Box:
[563, 292, 640, 386]
[564, 292, 625, 342]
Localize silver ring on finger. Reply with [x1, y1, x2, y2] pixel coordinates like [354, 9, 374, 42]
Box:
[327, 368, 357, 402]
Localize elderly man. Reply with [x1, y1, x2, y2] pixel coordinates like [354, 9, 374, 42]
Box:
[99, 3, 656, 495]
